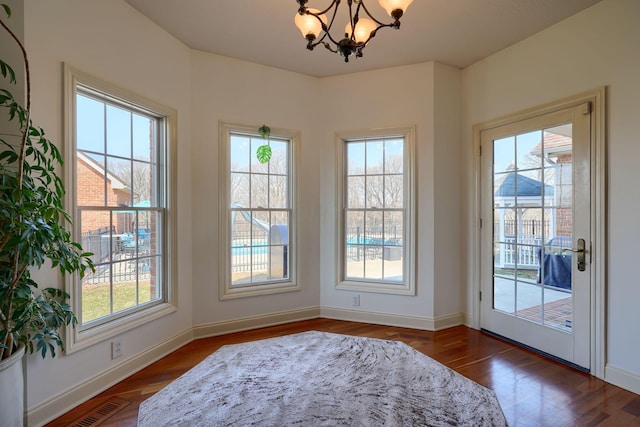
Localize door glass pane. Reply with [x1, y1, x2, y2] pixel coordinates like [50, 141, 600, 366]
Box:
[493, 242, 515, 280]
[493, 277, 515, 314]
[516, 130, 542, 170]
[515, 279, 542, 322]
[493, 124, 573, 331]
[493, 136, 514, 174]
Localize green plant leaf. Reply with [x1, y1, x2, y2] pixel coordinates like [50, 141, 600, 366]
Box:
[0, 59, 16, 84]
[0, 149, 17, 163]
[1, 3, 11, 18]
[258, 124, 271, 139]
[256, 144, 272, 164]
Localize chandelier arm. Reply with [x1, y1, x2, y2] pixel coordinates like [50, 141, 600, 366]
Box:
[358, 22, 396, 47]
[322, 42, 338, 54]
[347, 0, 357, 39]
[358, 1, 397, 28]
[311, 0, 340, 17]
[350, 1, 397, 48]
[325, 1, 340, 29]
[308, 31, 330, 51]
[306, 8, 333, 49]
[296, 0, 338, 16]
[302, 0, 344, 49]
[299, 0, 340, 29]
[315, 4, 349, 48]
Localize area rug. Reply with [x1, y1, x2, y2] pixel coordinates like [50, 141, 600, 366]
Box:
[138, 331, 507, 426]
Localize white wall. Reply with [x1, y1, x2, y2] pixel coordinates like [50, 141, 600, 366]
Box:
[462, 0, 640, 392]
[19, 0, 640, 422]
[318, 63, 465, 327]
[433, 63, 464, 318]
[189, 51, 322, 327]
[23, 0, 193, 423]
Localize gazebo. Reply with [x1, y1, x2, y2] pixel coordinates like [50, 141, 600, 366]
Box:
[494, 172, 555, 269]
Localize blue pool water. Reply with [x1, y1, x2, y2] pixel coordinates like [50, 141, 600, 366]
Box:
[232, 245, 270, 256]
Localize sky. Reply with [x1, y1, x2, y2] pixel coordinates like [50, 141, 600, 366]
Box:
[493, 130, 542, 174]
[76, 93, 154, 162]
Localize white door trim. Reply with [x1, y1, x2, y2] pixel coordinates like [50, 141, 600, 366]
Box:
[470, 87, 606, 379]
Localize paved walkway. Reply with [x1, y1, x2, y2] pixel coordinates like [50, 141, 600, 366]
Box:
[516, 297, 572, 331]
[494, 277, 572, 331]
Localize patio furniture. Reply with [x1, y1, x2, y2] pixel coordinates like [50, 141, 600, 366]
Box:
[537, 237, 572, 290]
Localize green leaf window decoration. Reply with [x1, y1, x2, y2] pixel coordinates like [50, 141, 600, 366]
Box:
[257, 124, 272, 164]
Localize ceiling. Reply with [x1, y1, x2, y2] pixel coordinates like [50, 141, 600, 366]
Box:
[124, 0, 602, 78]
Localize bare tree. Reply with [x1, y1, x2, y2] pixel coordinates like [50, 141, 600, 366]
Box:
[108, 157, 152, 204]
[346, 153, 403, 210]
[345, 153, 404, 235]
[230, 148, 288, 209]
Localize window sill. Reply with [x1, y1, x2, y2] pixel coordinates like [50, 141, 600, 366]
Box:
[219, 281, 300, 300]
[337, 279, 415, 296]
[65, 302, 177, 354]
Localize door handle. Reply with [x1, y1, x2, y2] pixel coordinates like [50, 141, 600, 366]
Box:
[561, 238, 586, 271]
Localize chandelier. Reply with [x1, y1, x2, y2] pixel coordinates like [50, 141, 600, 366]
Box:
[294, 0, 414, 62]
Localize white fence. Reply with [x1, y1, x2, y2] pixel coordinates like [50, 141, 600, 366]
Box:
[497, 237, 542, 269]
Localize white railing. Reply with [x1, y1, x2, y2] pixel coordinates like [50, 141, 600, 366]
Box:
[498, 237, 542, 269]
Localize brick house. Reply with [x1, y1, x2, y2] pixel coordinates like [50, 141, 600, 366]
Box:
[77, 151, 132, 234]
[532, 130, 573, 238]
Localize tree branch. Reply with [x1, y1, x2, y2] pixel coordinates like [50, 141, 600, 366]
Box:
[1, 8, 31, 359]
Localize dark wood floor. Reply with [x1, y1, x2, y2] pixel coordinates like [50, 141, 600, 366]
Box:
[47, 319, 640, 426]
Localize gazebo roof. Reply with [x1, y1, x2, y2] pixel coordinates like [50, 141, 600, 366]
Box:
[495, 172, 554, 197]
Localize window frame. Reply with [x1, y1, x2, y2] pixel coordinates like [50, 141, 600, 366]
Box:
[218, 122, 300, 299]
[64, 65, 178, 352]
[336, 126, 416, 295]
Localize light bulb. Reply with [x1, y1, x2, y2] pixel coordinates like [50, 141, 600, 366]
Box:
[347, 18, 377, 43]
[294, 8, 326, 39]
[378, 0, 414, 17]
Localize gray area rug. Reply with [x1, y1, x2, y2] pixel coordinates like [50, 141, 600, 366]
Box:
[138, 331, 508, 426]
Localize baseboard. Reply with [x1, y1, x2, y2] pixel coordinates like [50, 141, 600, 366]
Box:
[434, 312, 467, 330]
[605, 364, 640, 395]
[27, 328, 193, 427]
[321, 307, 465, 331]
[463, 312, 474, 328]
[192, 306, 322, 339]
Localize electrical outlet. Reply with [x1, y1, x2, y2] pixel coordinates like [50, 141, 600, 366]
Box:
[352, 294, 360, 307]
[111, 338, 123, 359]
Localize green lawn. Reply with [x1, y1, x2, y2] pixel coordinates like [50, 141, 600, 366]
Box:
[82, 281, 152, 323]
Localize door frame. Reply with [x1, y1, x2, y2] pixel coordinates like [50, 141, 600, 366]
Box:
[470, 88, 607, 379]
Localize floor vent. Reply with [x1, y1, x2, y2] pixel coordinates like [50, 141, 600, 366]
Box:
[69, 397, 130, 427]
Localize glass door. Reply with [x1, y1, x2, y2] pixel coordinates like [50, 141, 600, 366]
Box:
[480, 103, 591, 370]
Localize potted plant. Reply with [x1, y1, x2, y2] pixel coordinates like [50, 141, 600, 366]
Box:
[0, 4, 93, 425]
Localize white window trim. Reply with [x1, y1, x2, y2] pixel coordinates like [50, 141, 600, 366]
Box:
[63, 64, 178, 353]
[335, 126, 416, 295]
[218, 121, 300, 299]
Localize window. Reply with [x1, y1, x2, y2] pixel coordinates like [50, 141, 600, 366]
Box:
[337, 127, 415, 295]
[219, 122, 299, 299]
[65, 66, 176, 348]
